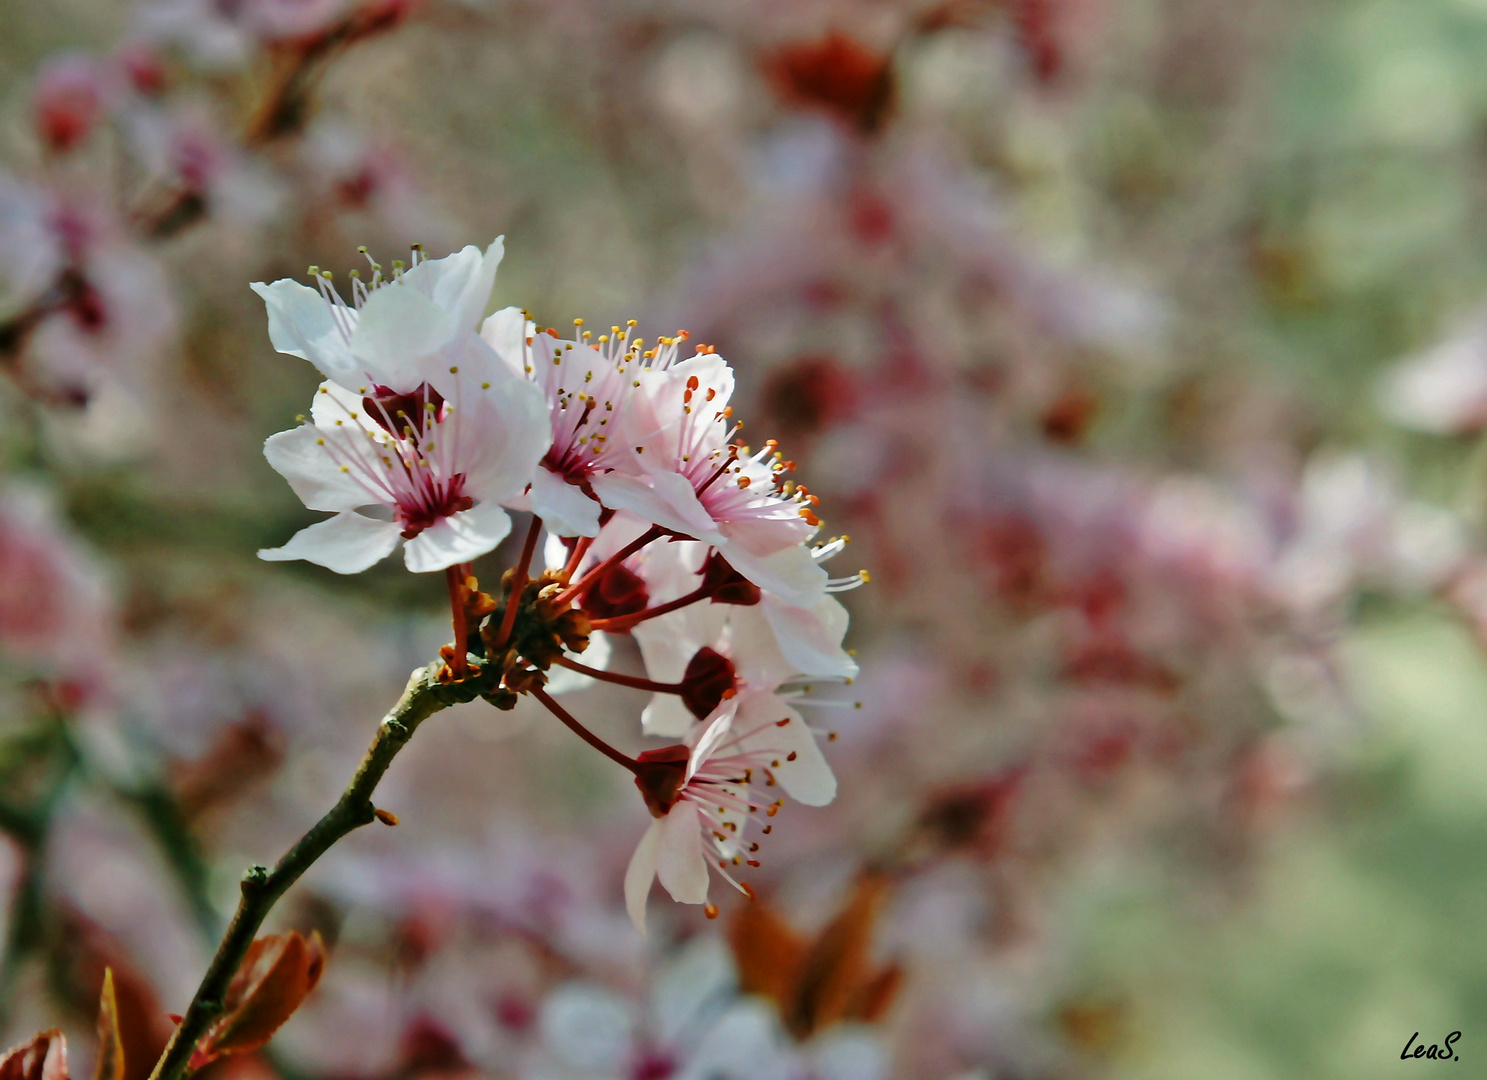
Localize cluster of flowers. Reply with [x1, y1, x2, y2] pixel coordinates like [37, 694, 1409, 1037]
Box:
[254, 239, 864, 930]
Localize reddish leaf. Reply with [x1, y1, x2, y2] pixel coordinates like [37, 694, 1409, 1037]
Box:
[92, 970, 125, 1080]
[729, 875, 902, 1042]
[731, 903, 807, 1010]
[52, 909, 174, 1080]
[0, 1031, 69, 1080]
[789, 874, 890, 1037]
[171, 712, 284, 822]
[189, 931, 326, 1070]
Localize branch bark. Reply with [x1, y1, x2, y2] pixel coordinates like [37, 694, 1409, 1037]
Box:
[147, 662, 458, 1080]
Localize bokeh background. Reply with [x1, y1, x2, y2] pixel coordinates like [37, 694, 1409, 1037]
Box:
[1, 0, 1486, 1077]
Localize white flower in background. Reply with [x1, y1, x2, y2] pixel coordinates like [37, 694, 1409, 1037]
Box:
[1269, 452, 1468, 611]
[526, 939, 817, 1080]
[133, 0, 362, 73]
[122, 106, 287, 231]
[255, 242, 548, 573]
[1378, 315, 1487, 435]
[298, 120, 451, 242]
[588, 351, 828, 606]
[624, 697, 836, 934]
[0, 485, 112, 682]
[25, 217, 178, 397]
[0, 177, 63, 311]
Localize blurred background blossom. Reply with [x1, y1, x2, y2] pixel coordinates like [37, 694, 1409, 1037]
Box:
[0, 0, 1485, 1077]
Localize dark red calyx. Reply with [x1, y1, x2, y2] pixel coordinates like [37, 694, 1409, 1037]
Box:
[58, 269, 106, 333]
[580, 562, 649, 622]
[680, 646, 737, 720]
[363, 382, 445, 438]
[633, 745, 690, 817]
[700, 551, 761, 606]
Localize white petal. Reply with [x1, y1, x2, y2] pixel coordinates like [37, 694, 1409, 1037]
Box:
[403, 500, 512, 573]
[631, 533, 708, 604]
[737, 694, 836, 806]
[624, 818, 664, 935]
[531, 465, 602, 537]
[721, 541, 827, 608]
[461, 373, 550, 503]
[251, 279, 358, 384]
[641, 693, 696, 738]
[632, 355, 736, 443]
[258, 512, 401, 574]
[350, 283, 457, 390]
[308, 379, 376, 432]
[399, 239, 503, 334]
[689, 711, 735, 778]
[726, 604, 801, 690]
[590, 471, 724, 543]
[633, 600, 727, 684]
[263, 425, 381, 513]
[592, 510, 663, 561]
[762, 594, 858, 679]
[656, 802, 709, 905]
[480, 305, 532, 374]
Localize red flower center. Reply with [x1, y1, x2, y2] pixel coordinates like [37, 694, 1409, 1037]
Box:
[395, 473, 472, 540]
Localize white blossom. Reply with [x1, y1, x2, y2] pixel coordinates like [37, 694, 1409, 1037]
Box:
[255, 242, 548, 573]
